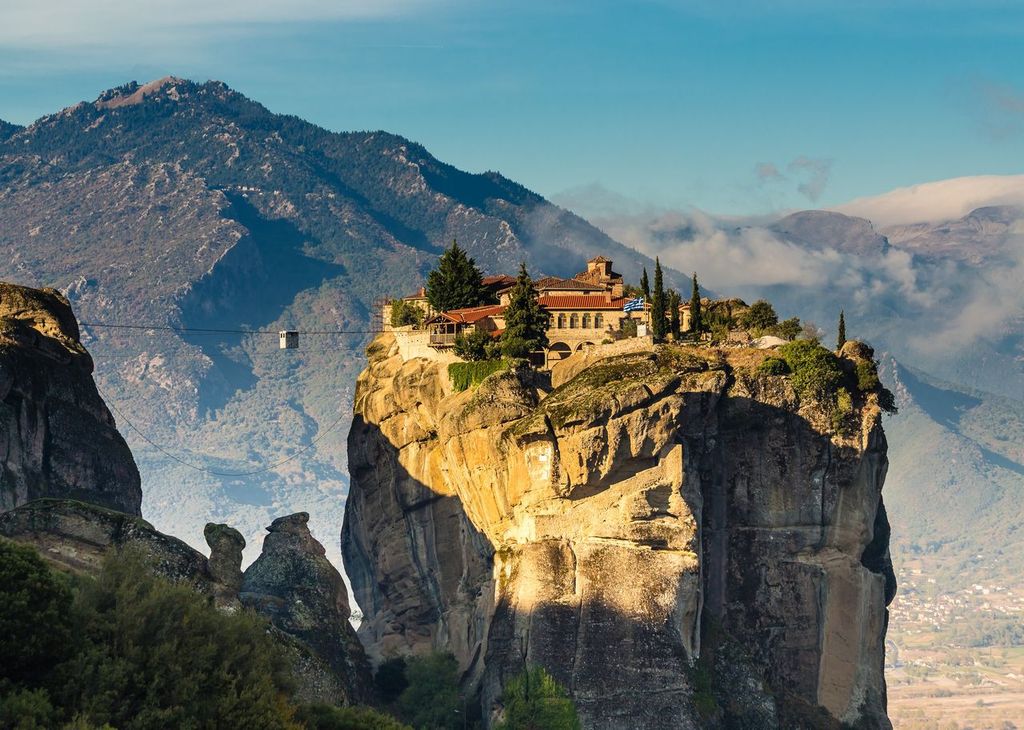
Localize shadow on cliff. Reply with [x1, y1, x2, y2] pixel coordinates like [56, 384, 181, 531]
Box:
[178, 193, 346, 414]
[342, 388, 898, 730]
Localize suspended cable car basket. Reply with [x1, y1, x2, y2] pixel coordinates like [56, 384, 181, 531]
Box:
[279, 330, 299, 349]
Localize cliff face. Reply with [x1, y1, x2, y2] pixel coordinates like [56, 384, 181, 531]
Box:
[0, 283, 141, 515]
[343, 334, 896, 728]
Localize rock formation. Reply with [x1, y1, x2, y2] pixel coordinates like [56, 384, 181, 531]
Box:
[0, 283, 141, 515]
[0, 500, 371, 705]
[241, 512, 372, 704]
[343, 333, 896, 728]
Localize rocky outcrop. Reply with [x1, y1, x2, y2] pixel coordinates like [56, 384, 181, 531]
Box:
[342, 334, 896, 728]
[0, 499, 228, 594]
[241, 512, 372, 704]
[0, 283, 141, 515]
[0, 499, 371, 706]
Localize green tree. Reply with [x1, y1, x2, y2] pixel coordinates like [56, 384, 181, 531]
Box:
[688, 273, 702, 341]
[640, 267, 650, 301]
[54, 549, 298, 730]
[668, 289, 681, 340]
[297, 703, 411, 730]
[390, 300, 424, 328]
[837, 310, 847, 350]
[778, 340, 844, 404]
[500, 263, 549, 359]
[495, 666, 580, 730]
[453, 329, 493, 361]
[650, 258, 667, 343]
[397, 653, 461, 730]
[738, 300, 778, 332]
[771, 317, 801, 341]
[426, 240, 488, 313]
[0, 538, 74, 687]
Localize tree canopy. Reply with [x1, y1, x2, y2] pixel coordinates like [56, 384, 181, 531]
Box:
[501, 263, 549, 359]
[688, 273, 702, 340]
[495, 665, 581, 730]
[651, 258, 667, 343]
[739, 300, 778, 332]
[426, 240, 489, 312]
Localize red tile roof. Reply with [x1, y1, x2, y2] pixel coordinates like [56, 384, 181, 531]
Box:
[431, 304, 506, 324]
[537, 295, 628, 310]
[483, 274, 517, 287]
[534, 277, 605, 292]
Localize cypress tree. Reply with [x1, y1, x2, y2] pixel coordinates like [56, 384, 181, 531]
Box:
[425, 239, 488, 312]
[640, 267, 650, 301]
[689, 272, 702, 341]
[837, 310, 847, 350]
[651, 258, 667, 342]
[501, 263, 550, 359]
[668, 290, 682, 340]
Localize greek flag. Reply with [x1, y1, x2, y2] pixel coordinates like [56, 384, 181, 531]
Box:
[623, 297, 645, 312]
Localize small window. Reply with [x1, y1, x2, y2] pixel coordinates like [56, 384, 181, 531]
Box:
[569, 313, 579, 329]
[557, 313, 566, 329]
[595, 314, 603, 329]
[582, 313, 591, 328]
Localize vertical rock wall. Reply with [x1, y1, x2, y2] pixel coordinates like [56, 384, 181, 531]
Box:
[0, 283, 141, 515]
[342, 334, 895, 728]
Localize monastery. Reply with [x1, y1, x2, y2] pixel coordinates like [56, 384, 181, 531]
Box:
[383, 257, 652, 368]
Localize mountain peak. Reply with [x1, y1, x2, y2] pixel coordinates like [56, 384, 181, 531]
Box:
[95, 76, 190, 109]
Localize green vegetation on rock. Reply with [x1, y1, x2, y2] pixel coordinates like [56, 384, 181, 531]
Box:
[778, 340, 845, 404]
[449, 360, 510, 392]
[395, 653, 462, 730]
[494, 666, 580, 730]
[0, 540, 411, 730]
[453, 329, 493, 362]
[390, 301, 424, 328]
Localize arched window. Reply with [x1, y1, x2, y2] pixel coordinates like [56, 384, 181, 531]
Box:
[582, 313, 591, 329]
[595, 313, 604, 330]
[557, 313, 566, 329]
[569, 313, 579, 329]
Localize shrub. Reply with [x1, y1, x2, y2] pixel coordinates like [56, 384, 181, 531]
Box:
[453, 329, 493, 361]
[53, 548, 298, 730]
[0, 685, 58, 730]
[738, 300, 778, 331]
[297, 703, 411, 730]
[757, 357, 790, 376]
[778, 340, 844, 404]
[0, 538, 74, 686]
[494, 665, 580, 730]
[389, 300, 423, 328]
[448, 360, 509, 392]
[396, 653, 461, 730]
[855, 360, 880, 392]
[878, 387, 899, 415]
[832, 387, 854, 433]
[374, 657, 409, 704]
[771, 317, 801, 341]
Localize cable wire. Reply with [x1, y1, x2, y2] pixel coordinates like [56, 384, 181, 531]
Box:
[81, 322, 378, 335]
[96, 385, 350, 477]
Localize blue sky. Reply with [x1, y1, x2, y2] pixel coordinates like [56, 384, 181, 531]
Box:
[1, 0, 1022, 214]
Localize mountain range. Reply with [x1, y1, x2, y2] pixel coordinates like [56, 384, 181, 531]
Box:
[0, 77, 682, 564]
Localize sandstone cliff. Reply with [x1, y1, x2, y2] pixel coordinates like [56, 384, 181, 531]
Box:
[0, 283, 141, 514]
[343, 334, 896, 728]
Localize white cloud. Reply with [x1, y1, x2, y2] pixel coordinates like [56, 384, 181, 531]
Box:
[0, 0, 442, 49]
[834, 174, 1024, 227]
